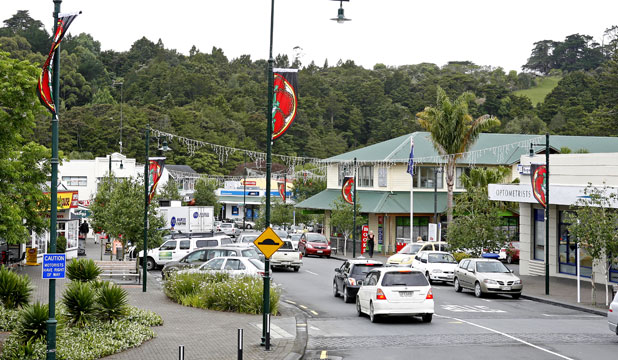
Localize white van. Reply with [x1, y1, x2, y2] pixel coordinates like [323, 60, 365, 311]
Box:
[138, 234, 233, 270]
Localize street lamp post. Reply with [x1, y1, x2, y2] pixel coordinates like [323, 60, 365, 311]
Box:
[113, 80, 123, 153]
[243, 151, 247, 230]
[434, 166, 442, 247]
[530, 133, 550, 295]
[352, 157, 357, 258]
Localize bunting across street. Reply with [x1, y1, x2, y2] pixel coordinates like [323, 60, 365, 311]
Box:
[37, 11, 81, 116]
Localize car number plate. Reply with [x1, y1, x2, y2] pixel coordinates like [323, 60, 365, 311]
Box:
[399, 291, 414, 297]
[317, 250, 323, 253]
[501, 286, 511, 291]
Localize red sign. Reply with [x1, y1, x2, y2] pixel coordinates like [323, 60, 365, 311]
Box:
[78, 200, 91, 207]
[341, 177, 354, 205]
[278, 182, 286, 203]
[361, 225, 369, 254]
[243, 180, 256, 186]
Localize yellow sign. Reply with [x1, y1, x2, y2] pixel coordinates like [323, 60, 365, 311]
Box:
[26, 247, 38, 266]
[253, 227, 284, 259]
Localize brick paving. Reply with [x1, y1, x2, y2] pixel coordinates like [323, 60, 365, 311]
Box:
[15, 239, 300, 360]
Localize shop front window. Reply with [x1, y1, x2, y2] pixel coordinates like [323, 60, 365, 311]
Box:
[396, 217, 429, 241]
[533, 209, 545, 261]
[558, 211, 592, 277]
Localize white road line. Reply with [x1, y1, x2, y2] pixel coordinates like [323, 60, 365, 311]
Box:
[542, 314, 600, 318]
[253, 323, 294, 338]
[435, 314, 575, 360]
[305, 270, 319, 276]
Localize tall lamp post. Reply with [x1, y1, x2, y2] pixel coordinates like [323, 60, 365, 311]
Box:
[434, 166, 442, 247]
[108, 155, 123, 175]
[113, 80, 123, 153]
[142, 126, 171, 292]
[530, 133, 550, 295]
[352, 157, 357, 258]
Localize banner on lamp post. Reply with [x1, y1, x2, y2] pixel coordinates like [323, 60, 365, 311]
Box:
[530, 164, 547, 208]
[271, 68, 298, 140]
[148, 157, 165, 204]
[341, 177, 354, 205]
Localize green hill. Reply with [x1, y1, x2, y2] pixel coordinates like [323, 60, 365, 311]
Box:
[513, 76, 561, 106]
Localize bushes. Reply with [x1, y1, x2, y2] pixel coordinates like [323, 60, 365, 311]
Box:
[16, 302, 48, 343]
[164, 272, 280, 315]
[66, 258, 102, 282]
[0, 266, 32, 309]
[96, 282, 128, 323]
[453, 251, 472, 262]
[62, 281, 97, 327]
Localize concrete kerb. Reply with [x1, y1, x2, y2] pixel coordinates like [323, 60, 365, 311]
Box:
[520, 294, 608, 317]
[278, 301, 308, 360]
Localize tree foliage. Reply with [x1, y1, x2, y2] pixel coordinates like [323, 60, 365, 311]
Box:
[330, 197, 364, 255]
[192, 178, 221, 215]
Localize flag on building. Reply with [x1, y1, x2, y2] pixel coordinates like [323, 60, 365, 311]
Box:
[407, 139, 414, 176]
[341, 176, 354, 205]
[37, 12, 80, 115]
[272, 68, 298, 140]
[148, 157, 166, 204]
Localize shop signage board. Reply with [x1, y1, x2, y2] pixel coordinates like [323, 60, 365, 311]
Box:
[361, 225, 369, 254]
[42, 254, 66, 279]
[253, 227, 284, 259]
[488, 184, 618, 208]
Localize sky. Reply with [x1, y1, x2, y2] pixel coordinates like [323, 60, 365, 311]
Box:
[2, 0, 617, 73]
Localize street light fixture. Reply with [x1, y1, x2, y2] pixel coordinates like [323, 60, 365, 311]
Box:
[330, 0, 351, 23]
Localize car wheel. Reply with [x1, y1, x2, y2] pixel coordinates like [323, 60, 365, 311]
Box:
[507, 255, 513, 264]
[511, 293, 521, 299]
[246, 224, 252, 229]
[426, 272, 433, 285]
[356, 297, 363, 316]
[454, 278, 462, 292]
[474, 282, 484, 298]
[146, 257, 156, 271]
[293, 267, 300, 272]
[343, 286, 351, 303]
[333, 281, 339, 297]
[421, 314, 433, 323]
[369, 302, 379, 323]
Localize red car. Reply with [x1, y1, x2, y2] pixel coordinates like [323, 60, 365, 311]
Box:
[499, 241, 520, 264]
[298, 233, 332, 257]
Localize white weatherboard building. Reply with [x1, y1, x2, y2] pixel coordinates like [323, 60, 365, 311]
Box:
[489, 152, 618, 284]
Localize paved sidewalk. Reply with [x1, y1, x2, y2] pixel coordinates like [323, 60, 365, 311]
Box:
[331, 250, 612, 316]
[15, 239, 303, 360]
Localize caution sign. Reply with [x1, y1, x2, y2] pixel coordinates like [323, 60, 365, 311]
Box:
[253, 227, 284, 259]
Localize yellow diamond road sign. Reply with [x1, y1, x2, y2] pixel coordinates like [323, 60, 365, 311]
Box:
[253, 227, 284, 259]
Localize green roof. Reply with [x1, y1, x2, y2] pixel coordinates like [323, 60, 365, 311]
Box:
[295, 189, 448, 214]
[325, 132, 618, 165]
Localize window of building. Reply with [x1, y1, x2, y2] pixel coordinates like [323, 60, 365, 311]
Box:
[533, 209, 545, 261]
[501, 217, 519, 242]
[358, 165, 374, 188]
[558, 211, 592, 277]
[338, 163, 353, 186]
[396, 217, 429, 241]
[455, 167, 471, 189]
[63, 176, 87, 187]
[412, 167, 443, 189]
[232, 206, 239, 216]
[378, 168, 387, 187]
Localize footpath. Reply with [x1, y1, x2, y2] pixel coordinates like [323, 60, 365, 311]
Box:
[331, 251, 612, 316]
[16, 239, 306, 360]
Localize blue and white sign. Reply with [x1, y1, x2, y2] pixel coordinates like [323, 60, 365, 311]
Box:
[171, 216, 176, 227]
[42, 254, 66, 279]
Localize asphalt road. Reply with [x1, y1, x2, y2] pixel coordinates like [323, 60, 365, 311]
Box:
[274, 256, 618, 360]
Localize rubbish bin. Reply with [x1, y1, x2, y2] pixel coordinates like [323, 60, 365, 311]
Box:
[116, 246, 123, 261]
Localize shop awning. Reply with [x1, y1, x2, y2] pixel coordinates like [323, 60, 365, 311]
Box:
[217, 196, 262, 205]
[295, 189, 449, 214]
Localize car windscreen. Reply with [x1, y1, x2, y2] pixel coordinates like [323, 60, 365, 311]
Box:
[241, 235, 258, 243]
[221, 238, 233, 245]
[196, 239, 218, 248]
[381, 271, 429, 287]
[351, 264, 383, 276]
[289, 234, 301, 240]
[248, 258, 265, 270]
[306, 234, 327, 243]
[428, 253, 457, 264]
[476, 261, 510, 273]
[221, 223, 232, 228]
[242, 249, 259, 258]
[399, 243, 423, 255]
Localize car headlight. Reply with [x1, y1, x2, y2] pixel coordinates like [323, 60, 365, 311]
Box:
[513, 279, 522, 285]
[306, 243, 313, 249]
[483, 279, 498, 285]
[347, 278, 356, 286]
[432, 269, 442, 273]
[402, 256, 411, 263]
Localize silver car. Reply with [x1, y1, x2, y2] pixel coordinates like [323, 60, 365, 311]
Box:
[453, 258, 523, 299]
[609, 290, 618, 335]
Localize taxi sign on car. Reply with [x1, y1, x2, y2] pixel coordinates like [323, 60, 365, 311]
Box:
[253, 227, 284, 259]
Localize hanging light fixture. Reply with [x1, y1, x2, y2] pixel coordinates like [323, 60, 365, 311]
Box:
[330, 0, 351, 24]
[158, 139, 172, 152]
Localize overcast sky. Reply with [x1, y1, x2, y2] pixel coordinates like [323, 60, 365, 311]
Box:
[3, 0, 617, 72]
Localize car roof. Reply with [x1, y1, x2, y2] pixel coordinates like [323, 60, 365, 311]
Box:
[418, 250, 451, 255]
[370, 267, 423, 274]
[347, 259, 383, 265]
[467, 258, 502, 262]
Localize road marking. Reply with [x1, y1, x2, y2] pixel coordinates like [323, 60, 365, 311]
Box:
[252, 323, 294, 339]
[310, 310, 319, 316]
[448, 321, 463, 324]
[306, 270, 319, 276]
[436, 314, 575, 360]
[481, 299, 492, 302]
[542, 314, 600, 318]
[441, 305, 506, 313]
[300, 304, 308, 309]
[320, 350, 328, 359]
[310, 325, 321, 331]
[285, 300, 297, 304]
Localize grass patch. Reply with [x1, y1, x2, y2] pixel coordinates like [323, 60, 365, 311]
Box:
[513, 76, 561, 106]
[164, 272, 280, 315]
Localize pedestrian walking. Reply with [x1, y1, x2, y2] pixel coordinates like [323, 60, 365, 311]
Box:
[79, 220, 89, 240]
[367, 230, 375, 258]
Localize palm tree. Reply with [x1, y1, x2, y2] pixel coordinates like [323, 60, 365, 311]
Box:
[416, 86, 500, 224]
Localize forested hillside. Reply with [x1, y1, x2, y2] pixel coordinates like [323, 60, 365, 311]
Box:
[2, 10, 617, 174]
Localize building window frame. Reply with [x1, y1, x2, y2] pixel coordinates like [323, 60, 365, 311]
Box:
[558, 210, 593, 277]
[337, 163, 353, 186]
[358, 165, 374, 188]
[62, 176, 87, 187]
[533, 208, 545, 261]
[378, 167, 387, 187]
[455, 167, 471, 189]
[412, 167, 443, 189]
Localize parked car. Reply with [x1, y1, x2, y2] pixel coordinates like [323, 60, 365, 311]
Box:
[453, 258, 523, 299]
[273, 229, 288, 241]
[609, 290, 618, 335]
[386, 241, 449, 266]
[411, 251, 458, 284]
[236, 232, 260, 245]
[270, 240, 302, 272]
[298, 233, 332, 257]
[356, 267, 434, 323]
[232, 218, 256, 229]
[333, 259, 383, 303]
[180, 256, 265, 278]
[219, 222, 241, 238]
[161, 245, 260, 279]
[499, 241, 520, 264]
[137, 234, 234, 270]
[287, 233, 302, 250]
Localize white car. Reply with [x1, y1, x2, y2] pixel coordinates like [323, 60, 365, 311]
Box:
[180, 256, 265, 278]
[609, 290, 618, 335]
[411, 251, 458, 284]
[137, 234, 233, 270]
[356, 267, 434, 323]
[219, 222, 241, 237]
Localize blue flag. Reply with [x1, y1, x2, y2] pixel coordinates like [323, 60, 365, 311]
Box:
[407, 140, 414, 176]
